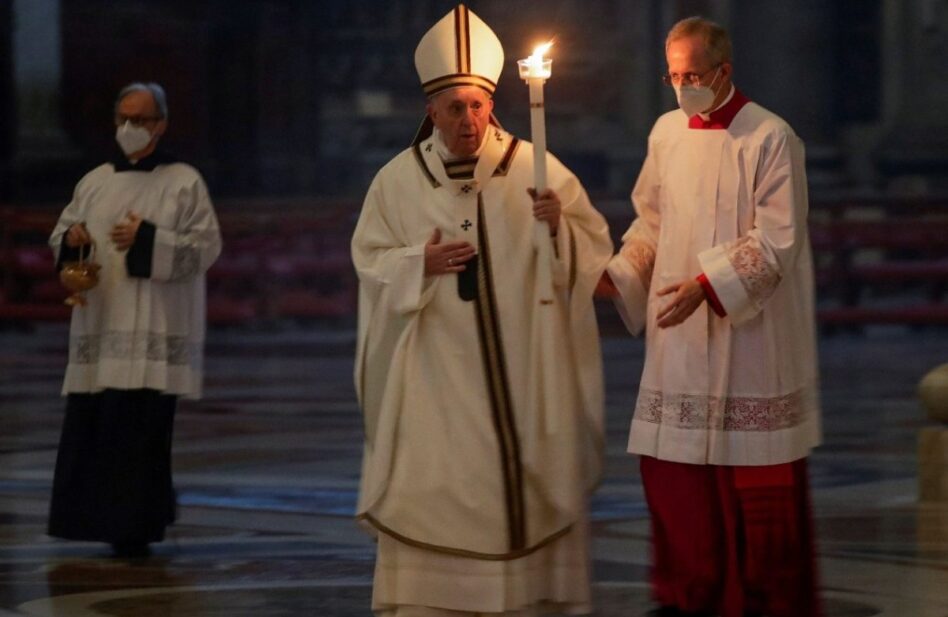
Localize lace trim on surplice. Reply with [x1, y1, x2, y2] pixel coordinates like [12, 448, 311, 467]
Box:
[725, 236, 781, 306]
[620, 239, 656, 291]
[171, 246, 201, 279]
[636, 387, 808, 432]
[70, 332, 197, 366]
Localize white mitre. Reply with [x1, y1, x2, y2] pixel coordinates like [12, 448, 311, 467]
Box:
[414, 4, 504, 97]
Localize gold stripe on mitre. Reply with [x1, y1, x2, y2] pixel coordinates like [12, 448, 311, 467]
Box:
[422, 73, 497, 97]
[415, 5, 504, 98]
[455, 4, 471, 74]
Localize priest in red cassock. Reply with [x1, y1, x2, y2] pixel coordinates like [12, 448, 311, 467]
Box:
[603, 16, 823, 617]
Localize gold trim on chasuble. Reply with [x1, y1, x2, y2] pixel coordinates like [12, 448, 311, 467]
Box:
[444, 157, 478, 179]
[358, 512, 571, 561]
[361, 135, 569, 559]
[412, 142, 441, 188]
[473, 193, 527, 552]
[411, 134, 520, 189]
[494, 136, 520, 176]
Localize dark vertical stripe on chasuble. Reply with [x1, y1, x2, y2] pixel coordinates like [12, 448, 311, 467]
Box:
[412, 144, 440, 188]
[473, 194, 526, 551]
[455, 5, 471, 74]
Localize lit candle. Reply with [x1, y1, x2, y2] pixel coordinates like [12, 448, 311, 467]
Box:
[518, 42, 554, 305]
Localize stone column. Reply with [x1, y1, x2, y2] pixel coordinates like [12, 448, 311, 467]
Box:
[875, 0, 948, 193]
[12, 0, 83, 200]
[0, 3, 14, 199]
[608, 0, 665, 197]
[918, 361, 948, 546]
[918, 364, 948, 503]
[13, 0, 73, 160]
[730, 0, 841, 188]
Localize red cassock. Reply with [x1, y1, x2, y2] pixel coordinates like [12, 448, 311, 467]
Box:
[641, 456, 822, 617]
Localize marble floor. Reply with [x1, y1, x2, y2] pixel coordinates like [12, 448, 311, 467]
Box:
[0, 321, 945, 616]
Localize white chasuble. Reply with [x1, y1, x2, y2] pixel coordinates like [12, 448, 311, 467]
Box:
[50, 160, 221, 399]
[352, 125, 612, 560]
[608, 99, 821, 467]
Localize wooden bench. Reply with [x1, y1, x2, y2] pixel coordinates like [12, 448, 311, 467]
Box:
[0, 200, 359, 327]
[810, 199, 948, 326]
[817, 305, 948, 326]
[0, 209, 72, 322]
[2, 197, 944, 329]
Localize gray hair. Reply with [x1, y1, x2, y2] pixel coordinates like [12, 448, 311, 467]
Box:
[666, 16, 733, 65]
[115, 82, 168, 119]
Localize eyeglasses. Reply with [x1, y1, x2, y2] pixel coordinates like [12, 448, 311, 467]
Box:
[444, 100, 487, 119]
[114, 114, 162, 127]
[661, 64, 721, 87]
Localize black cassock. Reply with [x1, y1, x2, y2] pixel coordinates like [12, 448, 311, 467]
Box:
[48, 388, 177, 545]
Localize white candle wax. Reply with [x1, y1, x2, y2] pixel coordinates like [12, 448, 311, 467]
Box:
[528, 78, 547, 193]
[518, 45, 555, 305]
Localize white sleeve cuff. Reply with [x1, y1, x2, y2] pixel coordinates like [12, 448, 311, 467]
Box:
[606, 254, 648, 336]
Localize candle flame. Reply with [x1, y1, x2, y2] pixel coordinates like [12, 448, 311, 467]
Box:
[518, 39, 554, 80]
[529, 41, 554, 64]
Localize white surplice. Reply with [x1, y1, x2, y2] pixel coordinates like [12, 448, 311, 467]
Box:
[608, 98, 821, 467]
[352, 123, 612, 613]
[50, 161, 221, 399]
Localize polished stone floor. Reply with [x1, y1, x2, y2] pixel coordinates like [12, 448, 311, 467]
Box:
[0, 321, 945, 616]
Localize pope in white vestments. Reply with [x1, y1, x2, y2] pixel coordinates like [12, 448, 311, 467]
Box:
[605, 17, 822, 617]
[352, 6, 613, 616]
[47, 83, 221, 558]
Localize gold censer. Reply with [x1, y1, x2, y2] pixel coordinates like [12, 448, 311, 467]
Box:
[59, 242, 100, 307]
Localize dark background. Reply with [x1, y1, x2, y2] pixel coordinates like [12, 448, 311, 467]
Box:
[2, 0, 945, 205]
[1, 0, 945, 329]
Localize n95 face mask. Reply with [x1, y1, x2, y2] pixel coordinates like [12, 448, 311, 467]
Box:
[673, 67, 721, 117]
[674, 84, 715, 117]
[115, 121, 153, 156]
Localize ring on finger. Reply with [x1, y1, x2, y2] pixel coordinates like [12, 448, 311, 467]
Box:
[448, 258, 454, 266]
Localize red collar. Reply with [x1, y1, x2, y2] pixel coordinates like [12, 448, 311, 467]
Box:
[688, 89, 750, 129]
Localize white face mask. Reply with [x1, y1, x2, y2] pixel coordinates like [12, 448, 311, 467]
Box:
[673, 67, 721, 117]
[115, 121, 153, 156]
